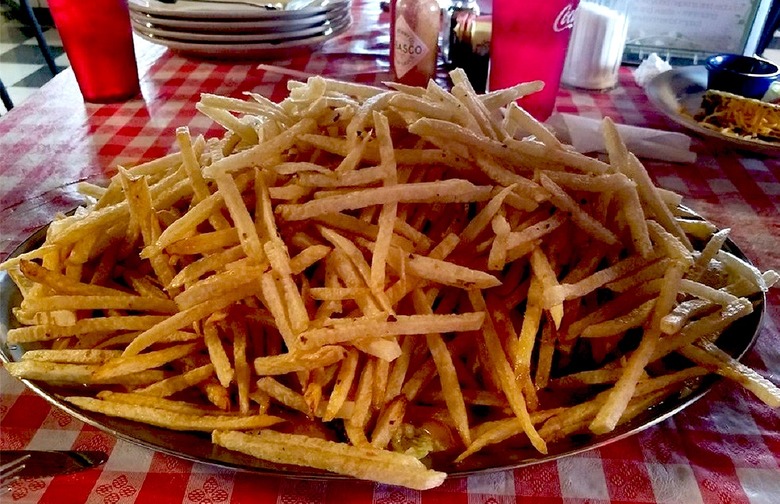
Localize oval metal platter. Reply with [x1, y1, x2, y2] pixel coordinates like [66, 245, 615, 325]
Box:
[0, 220, 766, 478]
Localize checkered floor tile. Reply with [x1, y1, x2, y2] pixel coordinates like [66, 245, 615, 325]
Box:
[0, 3, 69, 114]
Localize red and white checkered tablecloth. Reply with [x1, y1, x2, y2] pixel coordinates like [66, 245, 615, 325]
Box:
[1, 1, 778, 502]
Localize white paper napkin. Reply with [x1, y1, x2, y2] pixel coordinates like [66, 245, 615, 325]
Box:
[633, 53, 672, 88]
[546, 113, 697, 164]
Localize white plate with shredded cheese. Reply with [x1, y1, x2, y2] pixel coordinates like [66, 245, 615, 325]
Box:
[646, 66, 780, 157]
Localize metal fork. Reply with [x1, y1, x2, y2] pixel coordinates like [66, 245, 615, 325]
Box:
[0, 453, 31, 491]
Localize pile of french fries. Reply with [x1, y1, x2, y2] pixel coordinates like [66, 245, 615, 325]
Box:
[2, 69, 779, 490]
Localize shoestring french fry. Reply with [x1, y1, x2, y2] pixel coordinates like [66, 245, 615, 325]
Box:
[2, 68, 778, 489]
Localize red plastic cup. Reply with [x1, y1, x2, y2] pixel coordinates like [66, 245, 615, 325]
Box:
[489, 0, 579, 121]
[48, 0, 140, 103]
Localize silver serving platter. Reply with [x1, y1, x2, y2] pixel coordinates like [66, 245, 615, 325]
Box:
[0, 222, 765, 478]
[645, 66, 780, 157]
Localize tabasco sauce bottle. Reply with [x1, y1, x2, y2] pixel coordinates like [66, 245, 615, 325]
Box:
[391, 0, 442, 87]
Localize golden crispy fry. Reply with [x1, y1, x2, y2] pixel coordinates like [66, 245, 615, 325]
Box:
[253, 346, 346, 376]
[403, 253, 502, 290]
[19, 259, 133, 297]
[134, 363, 215, 397]
[653, 299, 753, 360]
[118, 168, 177, 289]
[530, 248, 564, 328]
[457, 408, 558, 463]
[550, 255, 657, 306]
[21, 295, 177, 314]
[680, 341, 780, 408]
[212, 430, 446, 490]
[256, 376, 311, 415]
[68, 396, 282, 431]
[347, 359, 375, 446]
[581, 300, 656, 338]
[96, 391, 239, 416]
[166, 227, 240, 256]
[93, 342, 199, 381]
[203, 321, 234, 388]
[4, 361, 165, 386]
[277, 180, 493, 221]
[298, 313, 485, 350]
[322, 348, 359, 422]
[371, 395, 407, 449]
[7, 315, 167, 344]
[20, 349, 122, 364]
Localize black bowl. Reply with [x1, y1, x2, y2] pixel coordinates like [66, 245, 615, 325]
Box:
[705, 53, 779, 99]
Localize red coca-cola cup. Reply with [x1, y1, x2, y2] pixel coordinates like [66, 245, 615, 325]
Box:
[489, 0, 579, 121]
[48, 0, 141, 103]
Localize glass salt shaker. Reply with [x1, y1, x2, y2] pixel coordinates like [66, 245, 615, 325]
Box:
[561, 0, 629, 90]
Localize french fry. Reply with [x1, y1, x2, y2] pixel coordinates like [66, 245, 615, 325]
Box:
[659, 298, 713, 335]
[212, 169, 265, 264]
[653, 298, 753, 360]
[212, 430, 446, 490]
[19, 259, 133, 297]
[96, 391, 239, 416]
[21, 349, 122, 364]
[679, 341, 780, 408]
[229, 318, 251, 414]
[530, 248, 564, 328]
[253, 346, 346, 376]
[298, 313, 485, 350]
[166, 227, 240, 256]
[581, 300, 656, 338]
[203, 320, 234, 388]
[346, 358, 375, 446]
[277, 180, 493, 221]
[256, 376, 311, 415]
[4, 361, 165, 386]
[371, 395, 407, 449]
[118, 168, 177, 290]
[404, 253, 502, 290]
[7, 315, 167, 344]
[456, 408, 558, 463]
[92, 342, 199, 381]
[322, 348, 359, 422]
[383, 335, 414, 403]
[134, 363, 215, 397]
[67, 396, 283, 431]
[372, 357, 391, 409]
[20, 295, 177, 314]
[370, 111, 399, 296]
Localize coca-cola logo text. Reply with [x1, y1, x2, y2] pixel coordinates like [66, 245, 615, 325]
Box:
[553, 3, 576, 32]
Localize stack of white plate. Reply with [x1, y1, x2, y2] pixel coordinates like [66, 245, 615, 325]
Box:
[129, 0, 352, 58]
